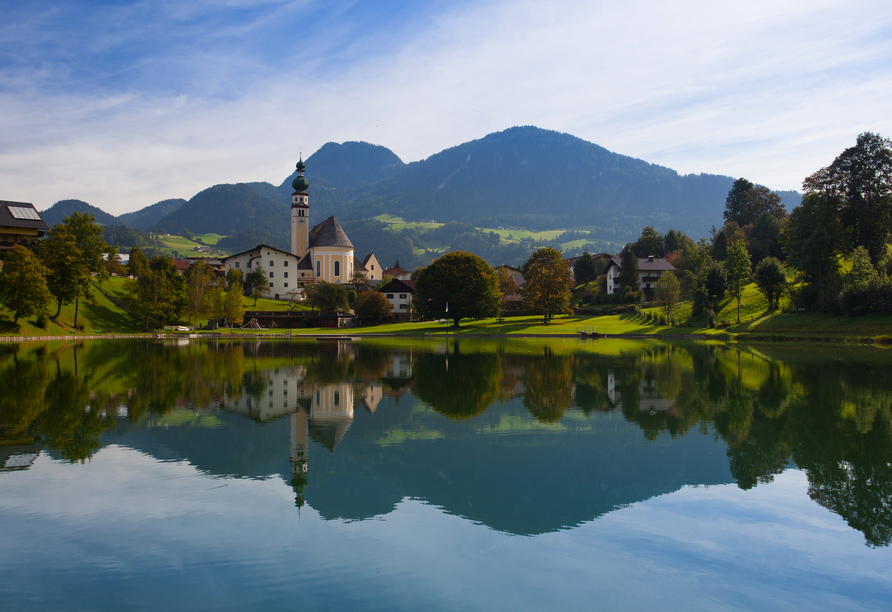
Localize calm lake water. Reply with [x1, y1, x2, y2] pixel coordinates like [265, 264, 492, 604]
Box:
[2, 337, 892, 610]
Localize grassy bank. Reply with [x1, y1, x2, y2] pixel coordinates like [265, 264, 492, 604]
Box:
[3, 278, 892, 342]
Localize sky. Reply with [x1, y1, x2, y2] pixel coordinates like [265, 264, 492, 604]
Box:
[1, 0, 890, 216]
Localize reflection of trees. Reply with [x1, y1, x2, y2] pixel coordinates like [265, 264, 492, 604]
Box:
[520, 350, 573, 423]
[414, 350, 501, 419]
[38, 370, 107, 462]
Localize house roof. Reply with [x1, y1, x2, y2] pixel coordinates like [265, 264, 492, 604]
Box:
[361, 252, 377, 266]
[378, 278, 416, 293]
[0, 201, 49, 233]
[604, 256, 677, 273]
[383, 267, 409, 276]
[309, 216, 354, 249]
[221, 244, 298, 261]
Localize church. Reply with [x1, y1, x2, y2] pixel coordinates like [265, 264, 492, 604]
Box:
[222, 157, 381, 299]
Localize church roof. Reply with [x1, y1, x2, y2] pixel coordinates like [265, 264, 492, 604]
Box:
[309, 216, 354, 249]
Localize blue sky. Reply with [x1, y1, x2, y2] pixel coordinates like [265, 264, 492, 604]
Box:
[1, 0, 890, 216]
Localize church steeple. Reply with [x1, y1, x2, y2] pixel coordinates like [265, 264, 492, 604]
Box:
[291, 155, 310, 257]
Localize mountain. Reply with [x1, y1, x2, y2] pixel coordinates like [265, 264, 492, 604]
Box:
[118, 198, 186, 231]
[40, 199, 120, 228]
[275, 127, 799, 243]
[277, 141, 406, 196]
[132, 127, 803, 264]
[150, 184, 290, 250]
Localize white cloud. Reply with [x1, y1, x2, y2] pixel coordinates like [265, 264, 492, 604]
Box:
[1, 0, 890, 216]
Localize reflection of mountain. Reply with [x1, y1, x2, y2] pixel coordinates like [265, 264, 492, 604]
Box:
[107, 393, 732, 536]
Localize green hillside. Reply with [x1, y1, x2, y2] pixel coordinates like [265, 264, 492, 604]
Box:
[40, 199, 120, 227]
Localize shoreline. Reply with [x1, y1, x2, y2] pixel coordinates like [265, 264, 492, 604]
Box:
[0, 331, 879, 343]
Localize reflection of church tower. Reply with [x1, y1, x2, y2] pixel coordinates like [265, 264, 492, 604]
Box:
[290, 408, 308, 475]
[291, 156, 310, 257]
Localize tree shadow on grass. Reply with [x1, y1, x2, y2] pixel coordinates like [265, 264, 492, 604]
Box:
[80, 301, 136, 333]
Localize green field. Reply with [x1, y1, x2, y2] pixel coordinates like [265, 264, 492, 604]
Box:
[151, 233, 232, 258]
[372, 214, 615, 253]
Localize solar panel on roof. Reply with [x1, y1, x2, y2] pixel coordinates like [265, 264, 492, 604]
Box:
[8, 206, 41, 221]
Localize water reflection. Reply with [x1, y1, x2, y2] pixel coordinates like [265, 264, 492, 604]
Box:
[1, 338, 892, 545]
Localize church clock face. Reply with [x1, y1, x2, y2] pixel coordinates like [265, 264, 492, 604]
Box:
[297, 218, 305, 225]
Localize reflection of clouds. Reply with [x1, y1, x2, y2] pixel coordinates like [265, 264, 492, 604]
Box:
[3, 450, 890, 611]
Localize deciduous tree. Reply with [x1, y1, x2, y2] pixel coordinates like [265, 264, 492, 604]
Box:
[754, 257, 786, 310]
[803, 132, 892, 265]
[726, 239, 752, 323]
[724, 178, 786, 227]
[415, 251, 500, 328]
[305, 282, 349, 312]
[521, 247, 573, 322]
[0, 245, 52, 323]
[354, 290, 391, 323]
[653, 273, 680, 319]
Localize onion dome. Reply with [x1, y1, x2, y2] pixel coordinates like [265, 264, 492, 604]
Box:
[292, 155, 309, 193]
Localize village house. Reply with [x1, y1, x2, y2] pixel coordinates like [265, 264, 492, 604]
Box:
[378, 278, 416, 321]
[0, 201, 49, 252]
[602, 255, 677, 301]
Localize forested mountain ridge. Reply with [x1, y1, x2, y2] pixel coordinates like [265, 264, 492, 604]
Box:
[41, 199, 120, 228]
[277, 126, 799, 241]
[118, 198, 185, 231]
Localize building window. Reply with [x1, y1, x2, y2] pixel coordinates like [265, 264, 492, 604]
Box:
[387, 294, 394, 298]
[316, 261, 321, 276]
[270, 272, 274, 278]
[400, 294, 406, 299]
[235, 262, 239, 268]
[247, 261, 252, 267]
[371, 264, 375, 270]
[301, 272, 305, 277]
[270, 283, 274, 288]
[269, 261, 274, 266]
[284, 261, 288, 267]
[334, 261, 340, 276]
[334, 391, 340, 407]
[284, 283, 288, 288]
[284, 272, 288, 278]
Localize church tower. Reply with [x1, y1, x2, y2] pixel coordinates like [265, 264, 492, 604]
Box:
[290, 156, 310, 257]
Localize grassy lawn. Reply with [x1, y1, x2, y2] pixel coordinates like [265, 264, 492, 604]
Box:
[152, 234, 232, 257]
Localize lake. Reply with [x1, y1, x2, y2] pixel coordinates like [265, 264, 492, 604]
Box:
[1, 337, 891, 610]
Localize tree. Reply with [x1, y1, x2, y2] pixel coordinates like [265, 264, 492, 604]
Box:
[415, 251, 500, 327]
[754, 257, 786, 310]
[748, 212, 784, 264]
[127, 246, 150, 278]
[223, 287, 245, 326]
[129, 257, 187, 330]
[653, 273, 680, 319]
[617, 248, 640, 292]
[225, 268, 243, 293]
[784, 193, 844, 286]
[0, 245, 52, 323]
[521, 247, 573, 322]
[803, 132, 892, 265]
[184, 261, 215, 324]
[354, 290, 391, 323]
[573, 251, 599, 285]
[712, 230, 728, 262]
[725, 178, 786, 227]
[726, 239, 752, 323]
[41, 229, 92, 322]
[632, 226, 665, 257]
[244, 266, 269, 305]
[305, 282, 349, 312]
